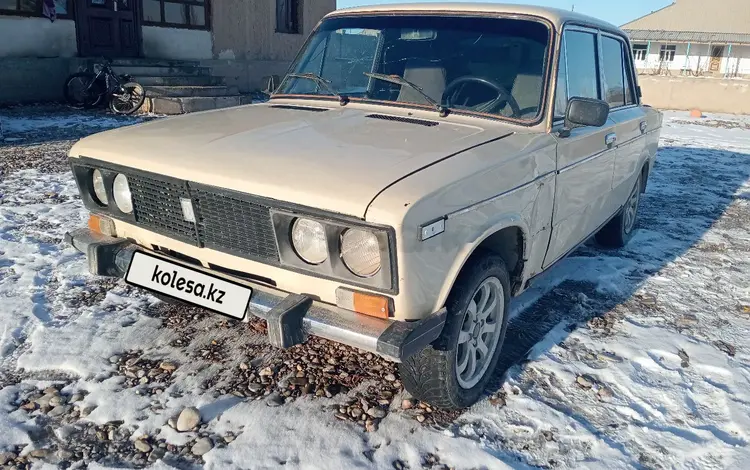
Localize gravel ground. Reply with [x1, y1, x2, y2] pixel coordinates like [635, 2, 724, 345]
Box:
[1, 106, 749, 469]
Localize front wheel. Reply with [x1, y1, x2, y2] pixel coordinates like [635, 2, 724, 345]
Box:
[399, 252, 510, 409]
[109, 82, 146, 115]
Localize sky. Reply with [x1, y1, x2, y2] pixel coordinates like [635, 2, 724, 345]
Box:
[334, 0, 674, 27]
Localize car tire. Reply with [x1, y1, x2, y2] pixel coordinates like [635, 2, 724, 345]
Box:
[399, 251, 511, 410]
[595, 174, 642, 248]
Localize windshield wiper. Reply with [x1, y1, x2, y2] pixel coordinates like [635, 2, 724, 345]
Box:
[284, 73, 349, 105]
[364, 72, 449, 117]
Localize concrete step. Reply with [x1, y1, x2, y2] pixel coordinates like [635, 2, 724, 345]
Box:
[144, 85, 239, 98]
[137, 75, 224, 86]
[111, 58, 205, 68]
[144, 95, 255, 114]
[115, 65, 211, 77]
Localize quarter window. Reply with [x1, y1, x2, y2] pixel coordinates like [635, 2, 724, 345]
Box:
[563, 30, 599, 101]
[554, 34, 569, 119]
[659, 44, 676, 62]
[601, 36, 626, 108]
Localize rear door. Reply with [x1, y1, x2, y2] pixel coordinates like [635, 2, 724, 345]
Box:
[543, 28, 618, 268]
[601, 33, 647, 206]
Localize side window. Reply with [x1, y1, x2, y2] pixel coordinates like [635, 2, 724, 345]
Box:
[554, 35, 569, 119]
[601, 36, 626, 108]
[564, 31, 599, 101]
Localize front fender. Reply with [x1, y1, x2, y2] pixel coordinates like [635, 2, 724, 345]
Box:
[432, 214, 531, 313]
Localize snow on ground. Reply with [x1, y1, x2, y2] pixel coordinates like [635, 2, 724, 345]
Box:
[0, 107, 749, 470]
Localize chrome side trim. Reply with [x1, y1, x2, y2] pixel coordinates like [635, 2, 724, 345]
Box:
[446, 171, 556, 219]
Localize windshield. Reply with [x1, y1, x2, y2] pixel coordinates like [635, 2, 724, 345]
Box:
[276, 14, 551, 121]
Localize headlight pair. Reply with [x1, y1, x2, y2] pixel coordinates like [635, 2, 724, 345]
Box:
[290, 217, 381, 277]
[91, 169, 133, 214]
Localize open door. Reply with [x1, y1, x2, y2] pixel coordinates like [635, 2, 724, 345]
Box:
[709, 45, 724, 72]
[75, 0, 141, 57]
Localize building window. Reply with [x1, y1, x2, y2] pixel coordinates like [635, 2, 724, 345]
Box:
[277, 0, 301, 34]
[0, 0, 72, 18]
[142, 0, 209, 29]
[659, 44, 676, 62]
[632, 44, 648, 61]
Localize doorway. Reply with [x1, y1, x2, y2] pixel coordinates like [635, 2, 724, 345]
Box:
[75, 0, 142, 57]
[709, 45, 725, 72]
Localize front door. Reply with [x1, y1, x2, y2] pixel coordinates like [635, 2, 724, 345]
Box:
[543, 28, 618, 268]
[75, 0, 141, 57]
[709, 45, 724, 72]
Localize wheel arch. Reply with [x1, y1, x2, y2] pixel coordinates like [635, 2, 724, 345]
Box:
[433, 217, 530, 313]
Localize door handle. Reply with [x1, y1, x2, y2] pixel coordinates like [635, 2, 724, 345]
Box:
[113, 1, 118, 11]
[605, 133, 617, 146]
[640, 121, 648, 133]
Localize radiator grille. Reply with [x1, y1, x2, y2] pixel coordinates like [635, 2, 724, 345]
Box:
[129, 173, 197, 244]
[193, 188, 279, 262]
[128, 174, 279, 262]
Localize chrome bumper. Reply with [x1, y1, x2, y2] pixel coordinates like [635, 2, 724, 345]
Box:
[65, 228, 446, 362]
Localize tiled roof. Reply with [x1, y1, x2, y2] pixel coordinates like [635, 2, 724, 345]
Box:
[625, 29, 750, 45]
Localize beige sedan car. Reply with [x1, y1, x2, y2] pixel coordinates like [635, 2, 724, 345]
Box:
[66, 3, 662, 409]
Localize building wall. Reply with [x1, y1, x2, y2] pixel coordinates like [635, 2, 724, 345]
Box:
[142, 26, 213, 60]
[211, 0, 335, 61]
[639, 75, 750, 114]
[0, 16, 77, 58]
[632, 42, 750, 76]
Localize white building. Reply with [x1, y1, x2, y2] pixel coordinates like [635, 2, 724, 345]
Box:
[622, 0, 750, 77]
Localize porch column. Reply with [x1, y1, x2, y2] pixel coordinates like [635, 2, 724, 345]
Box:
[725, 43, 733, 77]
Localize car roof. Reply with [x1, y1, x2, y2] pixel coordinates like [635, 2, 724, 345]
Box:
[325, 2, 621, 34]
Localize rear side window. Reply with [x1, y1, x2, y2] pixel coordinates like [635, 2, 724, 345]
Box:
[563, 31, 599, 101]
[601, 36, 626, 108]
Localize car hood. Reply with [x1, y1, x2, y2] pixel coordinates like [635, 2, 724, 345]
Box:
[70, 102, 514, 217]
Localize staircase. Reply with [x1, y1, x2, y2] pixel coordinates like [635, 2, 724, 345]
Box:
[110, 59, 254, 115]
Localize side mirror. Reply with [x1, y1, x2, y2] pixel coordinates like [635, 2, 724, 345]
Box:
[562, 97, 610, 135]
[263, 75, 280, 95]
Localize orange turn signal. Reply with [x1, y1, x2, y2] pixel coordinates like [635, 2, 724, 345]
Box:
[335, 287, 391, 319]
[88, 214, 116, 237]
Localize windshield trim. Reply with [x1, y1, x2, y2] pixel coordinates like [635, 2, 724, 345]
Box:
[271, 11, 557, 127]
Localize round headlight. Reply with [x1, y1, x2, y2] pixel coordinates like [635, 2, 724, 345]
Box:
[291, 218, 328, 265]
[341, 229, 381, 277]
[92, 169, 108, 205]
[113, 173, 133, 214]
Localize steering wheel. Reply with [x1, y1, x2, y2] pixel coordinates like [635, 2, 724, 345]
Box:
[442, 76, 521, 118]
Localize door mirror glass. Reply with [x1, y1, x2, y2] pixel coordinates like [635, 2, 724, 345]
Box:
[263, 75, 281, 95]
[565, 97, 610, 129]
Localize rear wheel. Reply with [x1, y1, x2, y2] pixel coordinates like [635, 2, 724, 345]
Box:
[109, 82, 146, 115]
[596, 174, 642, 248]
[399, 252, 510, 409]
[64, 72, 103, 109]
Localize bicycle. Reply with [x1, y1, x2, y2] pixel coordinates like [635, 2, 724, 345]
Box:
[64, 59, 146, 115]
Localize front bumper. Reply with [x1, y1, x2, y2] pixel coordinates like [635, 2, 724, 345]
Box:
[65, 228, 446, 362]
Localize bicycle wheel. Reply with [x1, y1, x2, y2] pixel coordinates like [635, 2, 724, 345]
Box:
[109, 82, 146, 115]
[64, 72, 104, 109]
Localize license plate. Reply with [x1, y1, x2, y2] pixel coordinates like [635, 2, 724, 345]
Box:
[125, 251, 252, 319]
